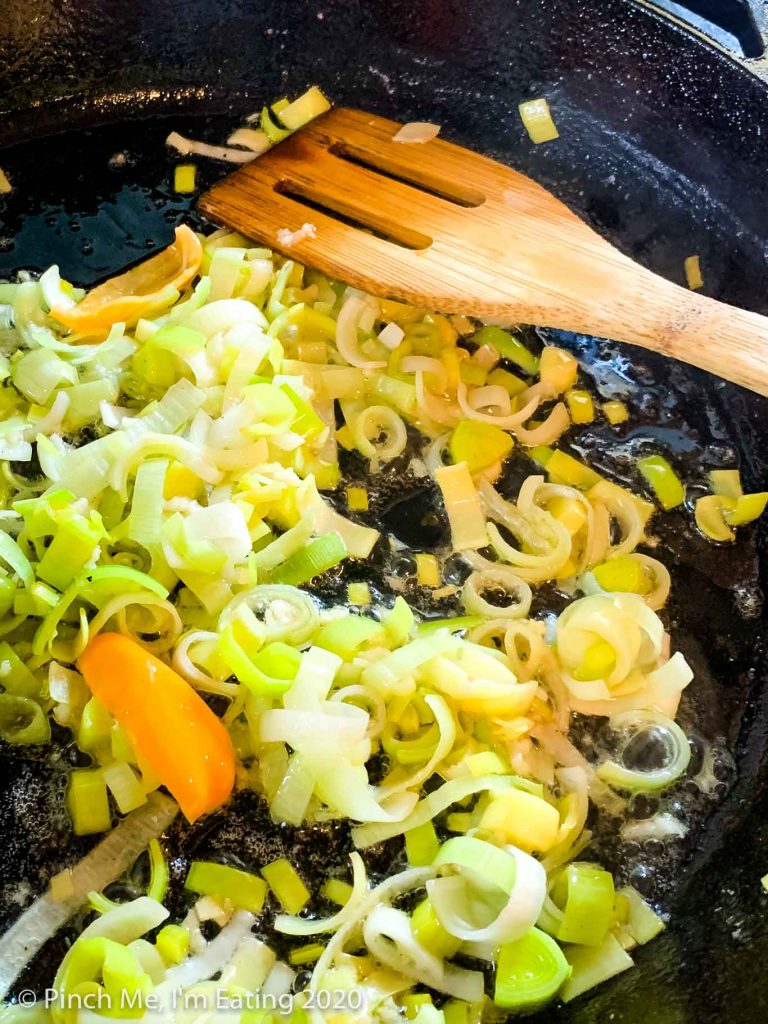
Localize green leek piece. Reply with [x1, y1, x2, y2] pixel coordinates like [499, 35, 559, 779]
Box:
[723, 492, 768, 526]
[185, 861, 268, 913]
[596, 711, 691, 793]
[14, 581, 58, 617]
[82, 565, 169, 604]
[551, 863, 615, 946]
[132, 342, 177, 389]
[494, 927, 571, 1010]
[591, 556, 650, 595]
[128, 459, 169, 548]
[78, 698, 114, 758]
[56, 937, 151, 1023]
[11, 348, 77, 403]
[416, 615, 482, 636]
[459, 361, 488, 387]
[442, 1002, 471, 1024]
[253, 642, 302, 685]
[280, 384, 326, 440]
[0, 530, 34, 587]
[321, 878, 353, 906]
[695, 495, 735, 542]
[149, 324, 206, 353]
[155, 924, 189, 965]
[101, 762, 146, 815]
[400, 994, 434, 1020]
[709, 468, 742, 499]
[487, 366, 528, 397]
[449, 420, 514, 474]
[218, 621, 301, 698]
[411, 897, 462, 959]
[37, 514, 103, 592]
[270, 532, 347, 586]
[0, 576, 16, 618]
[382, 596, 415, 647]
[0, 641, 41, 696]
[560, 932, 633, 1003]
[471, 326, 539, 375]
[314, 615, 384, 660]
[372, 375, 417, 416]
[261, 858, 310, 914]
[68, 770, 111, 835]
[618, 886, 665, 945]
[147, 839, 169, 903]
[65, 380, 119, 431]
[405, 820, 440, 867]
[289, 942, 326, 966]
[546, 450, 602, 489]
[261, 105, 292, 144]
[279, 86, 331, 131]
[530, 445, 554, 467]
[637, 455, 685, 510]
[0, 693, 50, 745]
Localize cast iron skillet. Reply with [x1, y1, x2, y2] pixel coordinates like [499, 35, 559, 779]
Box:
[1, 0, 768, 1020]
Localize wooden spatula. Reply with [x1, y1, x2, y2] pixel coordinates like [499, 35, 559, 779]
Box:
[199, 107, 768, 395]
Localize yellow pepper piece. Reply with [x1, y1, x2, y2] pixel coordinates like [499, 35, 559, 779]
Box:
[572, 639, 616, 681]
[480, 789, 560, 853]
[685, 254, 703, 290]
[723, 492, 768, 526]
[164, 463, 203, 500]
[449, 420, 515, 474]
[565, 389, 595, 424]
[51, 226, 202, 335]
[547, 495, 587, 534]
[487, 367, 527, 397]
[412, 898, 462, 958]
[702, 496, 743, 535]
[592, 556, 650, 595]
[540, 347, 578, 394]
[637, 455, 685, 510]
[546, 450, 602, 489]
[709, 469, 742, 499]
[174, 164, 196, 193]
[346, 486, 369, 511]
[416, 553, 440, 588]
[602, 400, 629, 425]
[519, 97, 559, 144]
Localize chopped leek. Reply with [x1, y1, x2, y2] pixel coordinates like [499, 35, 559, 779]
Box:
[68, 770, 111, 836]
[185, 861, 267, 913]
[405, 821, 440, 867]
[518, 98, 560, 144]
[470, 326, 539, 375]
[270, 532, 347, 586]
[637, 455, 685, 510]
[494, 928, 570, 1009]
[550, 863, 615, 946]
[560, 932, 633, 1003]
[435, 463, 488, 551]
[449, 420, 514, 474]
[261, 858, 310, 915]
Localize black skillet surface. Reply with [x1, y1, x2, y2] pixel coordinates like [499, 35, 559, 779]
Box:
[2, 0, 768, 1020]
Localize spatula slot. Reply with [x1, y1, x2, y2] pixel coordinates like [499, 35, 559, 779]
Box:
[273, 179, 433, 251]
[329, 142, 486, 209]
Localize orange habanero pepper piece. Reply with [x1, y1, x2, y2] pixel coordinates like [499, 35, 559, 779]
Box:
[78, 632, 235, 823]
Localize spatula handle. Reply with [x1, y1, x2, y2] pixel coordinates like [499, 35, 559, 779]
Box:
[616, 277, 768, 396]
